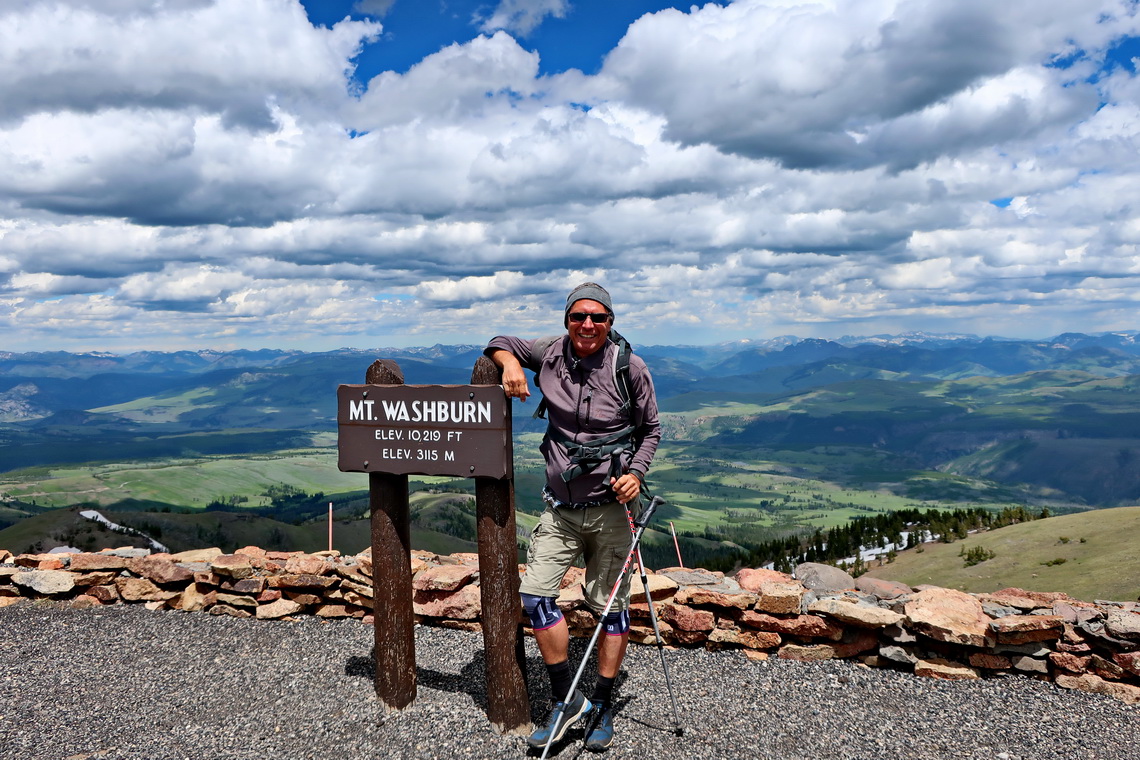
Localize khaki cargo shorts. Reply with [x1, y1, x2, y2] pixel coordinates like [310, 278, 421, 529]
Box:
[520, 500, 640, 613]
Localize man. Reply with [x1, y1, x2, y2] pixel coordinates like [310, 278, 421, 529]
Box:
[485, 282, 661, 752]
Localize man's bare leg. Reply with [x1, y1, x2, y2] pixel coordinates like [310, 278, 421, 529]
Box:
[597, 630, 629, 679]
[534, 618, 570, 666]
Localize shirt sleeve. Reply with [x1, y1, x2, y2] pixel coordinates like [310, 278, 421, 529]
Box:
[484, 335, 543, 372]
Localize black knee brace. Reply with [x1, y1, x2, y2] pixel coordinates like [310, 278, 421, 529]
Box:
[602, 609, 630, 636]
[521, 593, 563, 631]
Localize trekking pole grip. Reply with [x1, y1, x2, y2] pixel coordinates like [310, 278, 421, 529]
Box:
[634, 495, 666, 528]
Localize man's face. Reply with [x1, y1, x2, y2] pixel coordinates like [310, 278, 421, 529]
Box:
[567, 299, 611, 357]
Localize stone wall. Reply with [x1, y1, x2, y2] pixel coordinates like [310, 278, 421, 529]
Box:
[2, 546, 1138, 705]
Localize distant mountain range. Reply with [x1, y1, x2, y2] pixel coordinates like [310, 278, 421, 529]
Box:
[3, 330, 1139, 425]
[2, 331, 1138, 506]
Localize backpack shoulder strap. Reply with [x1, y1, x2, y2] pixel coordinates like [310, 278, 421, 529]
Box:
[608, 330, 635, 420]
[528, 334, 563, 368]
[530, 335, 563, 420]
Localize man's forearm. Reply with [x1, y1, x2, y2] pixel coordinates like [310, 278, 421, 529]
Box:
[488, 348, 520, 370]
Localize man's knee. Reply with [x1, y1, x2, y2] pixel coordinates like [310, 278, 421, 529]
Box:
[602, 609, 630, 636]
[521, 593, 563, 631]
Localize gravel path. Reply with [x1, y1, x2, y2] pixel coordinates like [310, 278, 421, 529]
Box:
[1, 602, 1136, 760]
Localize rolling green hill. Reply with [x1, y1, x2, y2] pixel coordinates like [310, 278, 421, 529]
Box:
[0, 491, 480, 558]
[862, 506, 1140, 602]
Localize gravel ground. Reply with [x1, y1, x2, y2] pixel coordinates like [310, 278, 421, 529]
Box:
[1, 602, 1137, 760]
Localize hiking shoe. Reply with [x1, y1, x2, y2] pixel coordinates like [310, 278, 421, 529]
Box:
[526, 689, 593, 750]
[584, 701, 614, 752]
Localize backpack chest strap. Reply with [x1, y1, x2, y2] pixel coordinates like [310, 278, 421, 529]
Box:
[546, 425, 636, 483]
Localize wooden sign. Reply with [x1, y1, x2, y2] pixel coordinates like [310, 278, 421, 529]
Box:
[337, 384, 512, 479]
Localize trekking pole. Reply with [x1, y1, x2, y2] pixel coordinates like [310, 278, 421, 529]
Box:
[632, 541, 684, 736]
[539, 495, 665, 760]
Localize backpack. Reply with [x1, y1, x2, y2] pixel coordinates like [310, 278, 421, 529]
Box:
[529, 330, 636, 422]
[529, 330, 641, 485]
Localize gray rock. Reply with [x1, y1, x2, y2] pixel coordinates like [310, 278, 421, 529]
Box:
[855, 576, 912, 600]
[880, 645, 920, 665]
[12, 570, 77, 595]
[1010, 655, 1049, 674]
[107, 548, 151, 559]
[659, 568, 721, 587]
[1106, 609, 1140, 640]
[882, 623, 918, 644]
[983, 603, 1021, 619]
[793, 562, 856, 592]
[994, 643, 1051, 657]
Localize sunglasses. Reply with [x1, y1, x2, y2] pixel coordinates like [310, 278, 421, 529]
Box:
[568, 312, 611, 324]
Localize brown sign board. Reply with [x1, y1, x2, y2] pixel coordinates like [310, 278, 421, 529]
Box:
[337, 384, 512, 479]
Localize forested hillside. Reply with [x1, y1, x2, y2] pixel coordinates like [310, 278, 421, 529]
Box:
[2, 332, 1138, 558]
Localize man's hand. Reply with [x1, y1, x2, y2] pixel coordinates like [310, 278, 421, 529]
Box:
[609, 473, 641, 504]
[490, 350, 530, 401]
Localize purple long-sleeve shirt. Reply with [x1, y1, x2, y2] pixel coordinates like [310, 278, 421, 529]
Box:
[485, 334, 661, 504]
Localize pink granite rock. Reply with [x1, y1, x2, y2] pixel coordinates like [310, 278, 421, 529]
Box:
[177, 583, 217, 612]
[778, 643, 836, 661]
[629, 572, 679, 602]
[284, 555, 330, 576]
[674, 585, 757, 610]
[169, 548, 223, 563]
[660, 603, 716, 632]
[904, 588, 993, 647]
[14, 553, 68, 570]
[413, 584, 481, 620]
[855, 576, 912, 600]
[210, 554, 254, 580]
[129, 556, 193, 585]
[738, 610, 844, 640]
[808, 597, 903, 628]
[1113, 651, 1140, 678]
[831, 629, 880, 658]
[211, 604, 254, 619]
[915, 658, 980, 681]
[734, 568, 793, 593]
[315, 604, 359, 618]
[754, 581, 805, 614]
[1055, 673, 1140, 705]
[991, 615, 1064, 644]
[413, 564, 477, 592]
[970, 653, 1013, 670]
[267, 574, 337, 590]
[87, 584, 120, 604]
[115, 577, 169, 602]
[256, 598, 303, 620]
[707, 627, 781, 650]
[69, 553, 131, 572]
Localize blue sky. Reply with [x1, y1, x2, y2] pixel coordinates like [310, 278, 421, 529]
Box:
[301, 1, 708, 79]
[1, 0, 1139, 352]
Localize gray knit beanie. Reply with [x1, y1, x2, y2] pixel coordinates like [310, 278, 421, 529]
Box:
[564, 282, 614, 326]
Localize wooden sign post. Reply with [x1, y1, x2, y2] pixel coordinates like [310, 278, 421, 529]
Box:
[337, 357, 529, 732]
[470, 356, 529, 733]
